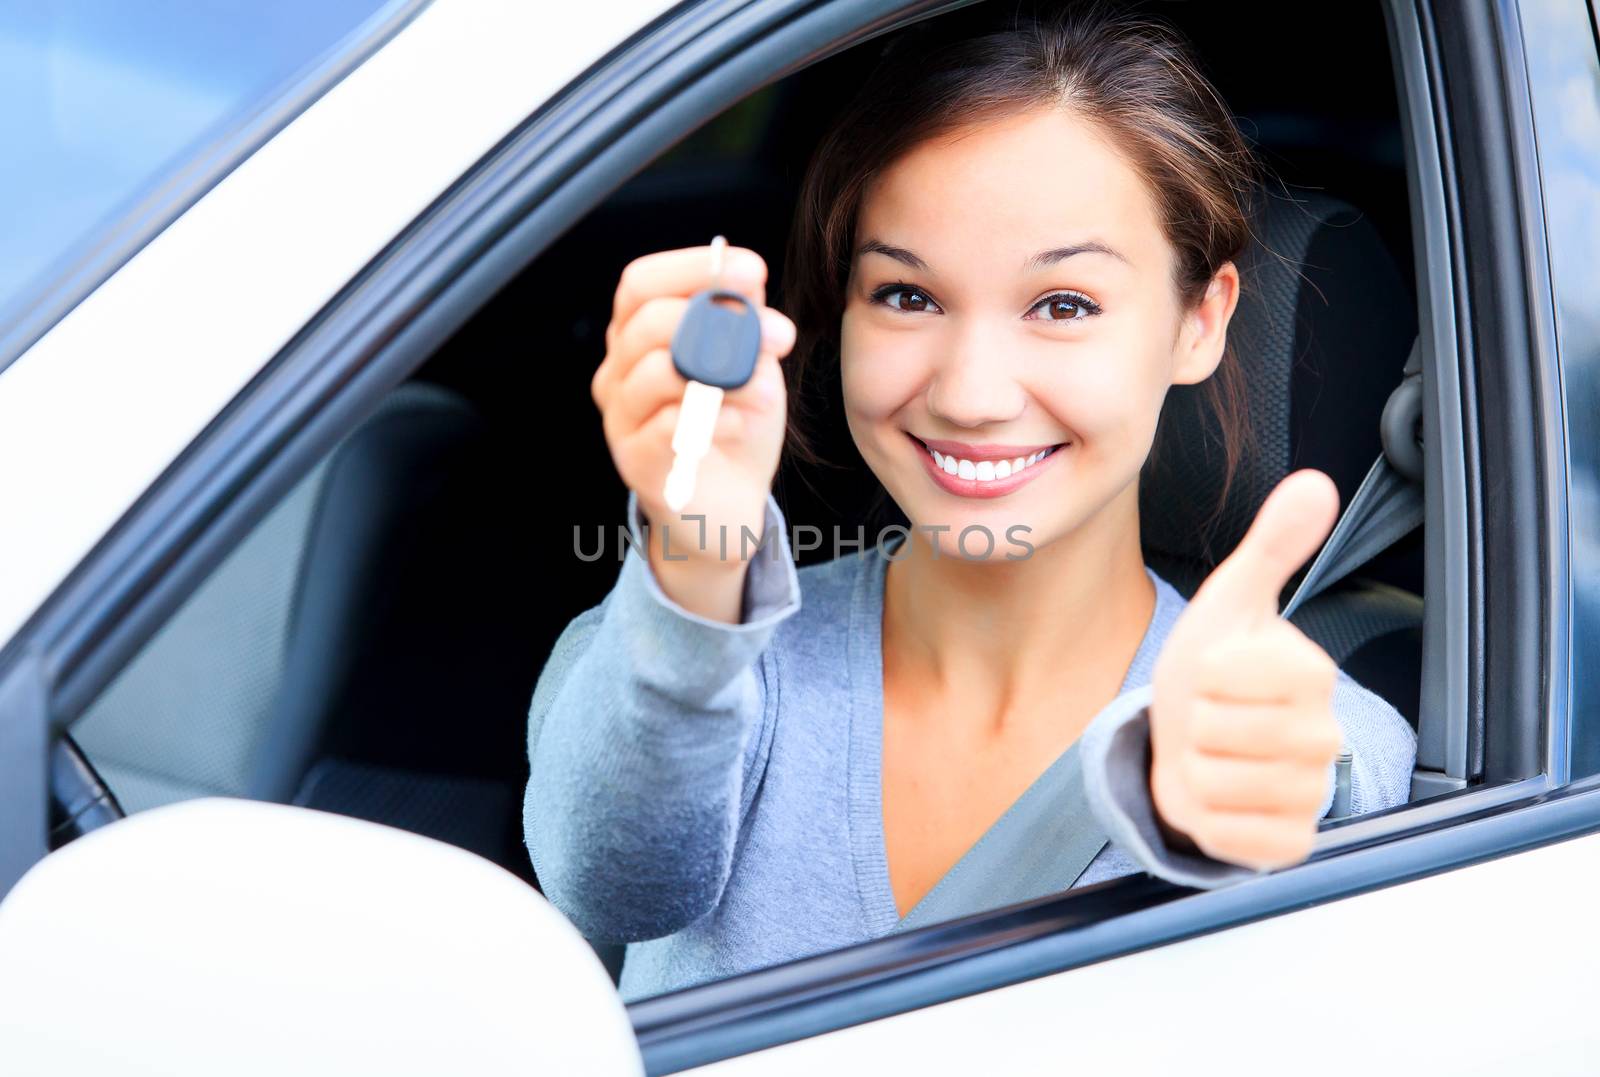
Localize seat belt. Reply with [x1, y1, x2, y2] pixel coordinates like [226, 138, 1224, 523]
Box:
[1282, 338, 1425, 620]
[1275, 339, 1425, 821]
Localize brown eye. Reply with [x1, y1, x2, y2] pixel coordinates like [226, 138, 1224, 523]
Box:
[889, 288, 934, 313]
[871, 285, 942, 314]
[1026, 290, 1103, 322]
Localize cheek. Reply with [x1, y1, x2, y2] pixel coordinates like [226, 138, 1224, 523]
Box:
[840, 310, 928, 422]
[1026, 340, 1171, 451]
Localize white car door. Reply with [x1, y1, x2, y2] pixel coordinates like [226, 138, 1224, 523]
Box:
[684, 831, 1600, 1075]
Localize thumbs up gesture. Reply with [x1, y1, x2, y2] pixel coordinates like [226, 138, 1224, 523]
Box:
[1148, 469, 1346, 871]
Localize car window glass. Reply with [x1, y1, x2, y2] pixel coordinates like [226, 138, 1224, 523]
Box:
[0, 0, 409, 333]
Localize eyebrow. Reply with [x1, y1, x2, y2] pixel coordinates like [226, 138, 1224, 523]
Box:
[855, 240, 930, 271]
[1024, 241, 1131, 270]
[855, 238, 1131, 272]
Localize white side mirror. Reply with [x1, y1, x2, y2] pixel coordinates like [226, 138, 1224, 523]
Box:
[0, 797, 643, 1076]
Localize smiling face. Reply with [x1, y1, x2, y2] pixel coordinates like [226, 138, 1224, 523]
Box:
[840, 105, 1234, 559]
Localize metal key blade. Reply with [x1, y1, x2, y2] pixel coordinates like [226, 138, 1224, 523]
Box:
[664, 379, 725, 511]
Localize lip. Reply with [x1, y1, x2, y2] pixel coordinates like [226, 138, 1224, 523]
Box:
[907, 431, 1066, 499]
[916, 436, 1060, 462]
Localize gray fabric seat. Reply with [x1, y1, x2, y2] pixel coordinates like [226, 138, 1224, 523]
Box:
[1139, 188, 1423, 727]
[71, 380, 541, 877]
[71, 416, 356, 813]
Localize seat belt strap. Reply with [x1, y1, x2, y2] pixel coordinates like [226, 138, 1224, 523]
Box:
[1282, 457, 1423, 619]
[1281, 337, 1425, 620]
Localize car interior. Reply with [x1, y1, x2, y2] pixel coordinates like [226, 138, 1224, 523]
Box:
[65, 0, 1426, 987]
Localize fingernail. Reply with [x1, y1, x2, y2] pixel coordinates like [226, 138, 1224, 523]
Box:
[760, 310, 796, 352]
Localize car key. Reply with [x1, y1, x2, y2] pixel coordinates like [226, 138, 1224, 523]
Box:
[662, 236, 765, 512]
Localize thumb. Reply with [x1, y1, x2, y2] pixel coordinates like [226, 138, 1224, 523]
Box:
[1193, 469, 1340, 622]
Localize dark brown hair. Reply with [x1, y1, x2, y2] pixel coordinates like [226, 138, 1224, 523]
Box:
[780, 0, 1259, 534]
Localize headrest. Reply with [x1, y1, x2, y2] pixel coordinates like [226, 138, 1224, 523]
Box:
[1139, 189, 1418, 594]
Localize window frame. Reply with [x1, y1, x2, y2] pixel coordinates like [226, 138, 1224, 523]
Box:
[0, 0, 1585, 1069]
[1429, 0, 1565, 785]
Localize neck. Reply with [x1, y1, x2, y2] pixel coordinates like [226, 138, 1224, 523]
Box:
[882, 482, 1157, 736]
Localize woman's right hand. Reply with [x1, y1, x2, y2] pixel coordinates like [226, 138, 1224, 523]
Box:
[591, 244, 797, 619]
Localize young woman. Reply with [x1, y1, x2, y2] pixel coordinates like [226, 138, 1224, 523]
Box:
[525, 2, 1417, 1001]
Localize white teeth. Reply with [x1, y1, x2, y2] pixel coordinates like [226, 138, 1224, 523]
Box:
[924, 443, 1060, 482]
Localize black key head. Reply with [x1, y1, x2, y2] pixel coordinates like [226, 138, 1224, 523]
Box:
[671, 289, 763, 390]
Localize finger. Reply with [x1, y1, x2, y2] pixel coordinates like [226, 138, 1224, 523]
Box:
[612, 245, 768, 333]
[1188, 697, 1345, 762]
[610, 347, 772, 442]
[611, 399, 682, 469]
[616, 397, 745, 463]
[609, 348, 687, 435]
[1192, 469, 1340, 623]
[611, 296, 691, 388]
[598, 300, 796, 410]
[1193, 621, 1338, 704]
[759, 308, 798, 359]
[594, 295, 686, 410]
[1187, 809, 1318, 870]
[722, 350, 786, 416]
[1182, 751, 1333, 814]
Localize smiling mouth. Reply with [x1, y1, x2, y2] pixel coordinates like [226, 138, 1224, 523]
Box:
[907, 432, 1068, 483]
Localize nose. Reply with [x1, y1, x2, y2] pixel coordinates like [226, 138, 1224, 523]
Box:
[925, 321, 1027, 428]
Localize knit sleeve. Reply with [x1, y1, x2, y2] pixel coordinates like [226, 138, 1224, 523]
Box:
[523, 490, 802, 943]
[1079, 672, 1417, 889]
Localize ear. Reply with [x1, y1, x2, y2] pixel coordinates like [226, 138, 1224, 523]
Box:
[1171, 260, 1240, 386]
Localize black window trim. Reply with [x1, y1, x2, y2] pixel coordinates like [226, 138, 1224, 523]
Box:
[0, 0, 1578, 1066]
[1434, 0, 1561, 784]
[1405, 0, 1474, 799]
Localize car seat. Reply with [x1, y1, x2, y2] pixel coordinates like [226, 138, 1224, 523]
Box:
[1139, 188, 1424, 726]
[71, 380, 543, 879]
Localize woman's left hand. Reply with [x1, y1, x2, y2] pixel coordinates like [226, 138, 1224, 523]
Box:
[1147, 469, 1345, 871]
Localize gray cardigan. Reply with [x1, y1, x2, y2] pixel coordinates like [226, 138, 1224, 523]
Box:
[524, 491, 1417, 1001]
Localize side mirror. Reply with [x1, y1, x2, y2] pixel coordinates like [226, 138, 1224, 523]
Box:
[0, 797, 643, 1075]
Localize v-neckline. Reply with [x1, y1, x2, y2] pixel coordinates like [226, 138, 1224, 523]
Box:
[843, 539, 1170, 936]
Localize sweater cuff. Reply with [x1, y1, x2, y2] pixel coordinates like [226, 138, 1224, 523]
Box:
[1079, 685, 1265, 890]
[610, 490, 802, 707]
